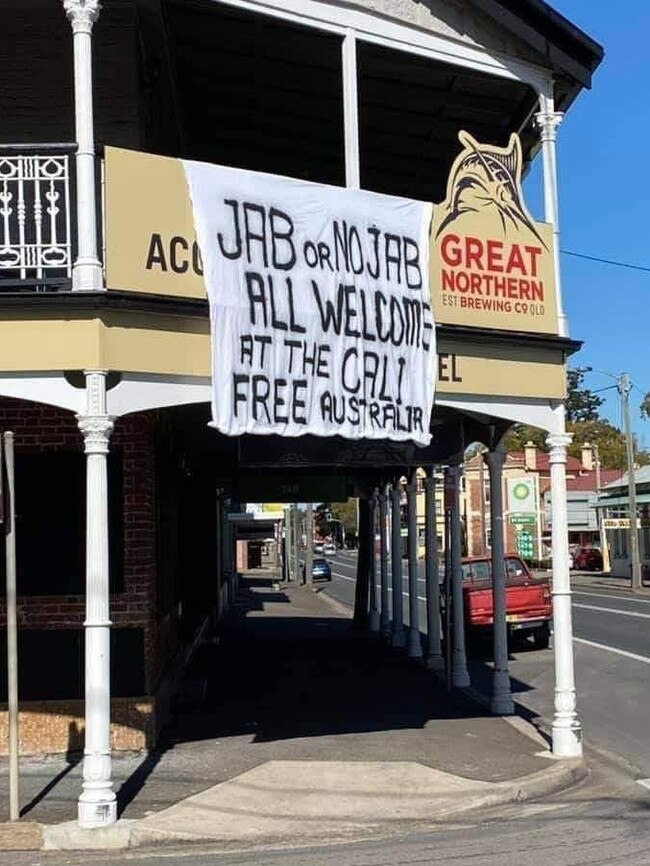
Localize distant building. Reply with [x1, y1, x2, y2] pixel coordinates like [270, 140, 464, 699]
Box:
[464, 443, 622, 561]
[596, 467, 650, 577]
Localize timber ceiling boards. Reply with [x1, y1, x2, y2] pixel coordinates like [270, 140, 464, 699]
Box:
[161, 0, 539, 201]
[165, 0, 345, 185]
[357, 42, 535, 202]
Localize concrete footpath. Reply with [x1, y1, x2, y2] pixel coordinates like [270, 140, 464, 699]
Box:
[0, 573, 586, 852]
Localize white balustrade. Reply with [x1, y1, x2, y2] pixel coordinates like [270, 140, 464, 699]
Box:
[0, 149, 73, 285]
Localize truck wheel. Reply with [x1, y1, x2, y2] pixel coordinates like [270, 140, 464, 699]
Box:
[533, 624, 550, 649]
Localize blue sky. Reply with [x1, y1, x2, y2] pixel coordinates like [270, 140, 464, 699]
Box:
[522, 2, 649, 441]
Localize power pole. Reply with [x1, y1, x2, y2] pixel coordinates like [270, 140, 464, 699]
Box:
[618, 373, 643, 590]
[305, 505, 314, 588]
[478, 451, 487, 556]
[593, 443, 610, 573]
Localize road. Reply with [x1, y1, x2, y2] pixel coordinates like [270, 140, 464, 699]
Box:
[5, 553, 650, 866]
[4, 760, 650, 865]
[324, 550, 650, 777]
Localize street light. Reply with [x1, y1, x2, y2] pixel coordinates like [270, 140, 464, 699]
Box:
[578, 367, 642, 590]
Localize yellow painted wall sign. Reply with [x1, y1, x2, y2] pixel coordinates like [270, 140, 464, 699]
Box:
[104, 137, 559, 337]
[430, 132, 558, 334]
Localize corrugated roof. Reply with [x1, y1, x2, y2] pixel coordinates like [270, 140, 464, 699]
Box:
[603, 465, 650, 491]
[567, 470, 624, 492]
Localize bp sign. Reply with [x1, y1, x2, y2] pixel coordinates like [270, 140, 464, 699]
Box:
[507, 477, 537, 515]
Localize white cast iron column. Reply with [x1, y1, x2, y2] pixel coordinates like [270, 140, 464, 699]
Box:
[390, 483, 406, 648]
[64, 0, 103, 291]
[535, 95, 565, 336]
[406, 471, 422, 659]
[485, 449, 514, 715]
[548, 429, 583, 756]
[77, 371, 116, 827]
[368, 490, 380, 632]
[423, 470, 444, 671]
[379, 487, 391, 638]
[449, 466, 470, 687]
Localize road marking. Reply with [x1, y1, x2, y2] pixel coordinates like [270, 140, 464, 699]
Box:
[329, 572, 426, 602]
[637, 779, 650, 790]
[573, 590, 650, 606]
[573, 603, 650, 620]
[574, 637, 650, 665]
[329, 571, 355, 583]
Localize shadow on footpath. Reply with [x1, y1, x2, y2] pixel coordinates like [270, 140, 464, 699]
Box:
[113, 576, 547, 817]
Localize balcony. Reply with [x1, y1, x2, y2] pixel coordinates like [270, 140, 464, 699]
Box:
[0, 144, 77, 292]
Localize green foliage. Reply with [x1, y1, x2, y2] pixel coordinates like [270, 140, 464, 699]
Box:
[565, 369, 604, 423]
[500, 425, 547, 453]
[565, 419, 649, 470]
[315, 499, 358, 536]
[499, 369, 650, 470]
[641, 392, 650, 420]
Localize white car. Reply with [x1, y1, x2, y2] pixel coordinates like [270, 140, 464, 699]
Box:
[323, 542, 337, 556]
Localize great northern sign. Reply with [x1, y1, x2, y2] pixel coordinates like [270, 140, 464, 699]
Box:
[104, 140, 558, 339]
[430, 132, 558, 334]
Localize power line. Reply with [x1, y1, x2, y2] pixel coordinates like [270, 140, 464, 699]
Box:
[561, 249, 650, 273]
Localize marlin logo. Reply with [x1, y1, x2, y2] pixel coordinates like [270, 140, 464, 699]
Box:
[436, 131, 547, 249]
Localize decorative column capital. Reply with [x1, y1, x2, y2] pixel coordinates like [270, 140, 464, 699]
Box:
[63, 0, 101, 33]
[484, 448, 506, 472]
[546, 432, 573, 464]
[423, 474, 436, 493]
[534, 109, 563, 143]
[77, 415, 114, 454]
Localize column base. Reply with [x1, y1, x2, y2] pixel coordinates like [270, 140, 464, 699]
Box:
[380, 615, 390, 637]
[490, 695, 514, 715]
[78, 793, 117, 829]
[452, 666, 470, 688]
[72, 260, 104, 292]
[552, 721, 583, 757]
[425, 653, 445, 672]
[407, 627, 423, 659]
[391, 626, 406, 648]
[491, 670, 513, 715]
[369, 609, 380, 632]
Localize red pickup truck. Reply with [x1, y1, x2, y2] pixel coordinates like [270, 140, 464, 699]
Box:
[461, 555, 552, 649]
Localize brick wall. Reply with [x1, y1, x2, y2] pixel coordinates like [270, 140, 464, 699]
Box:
[0, 398, 158, 755]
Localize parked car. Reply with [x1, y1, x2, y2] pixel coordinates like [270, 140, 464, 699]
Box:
[323, 541, 337, 556]
[309, 557, 332, 582]
[313, 541, 324, 554]
[573, 547, 603, 571]
[442, 555, 552, 649]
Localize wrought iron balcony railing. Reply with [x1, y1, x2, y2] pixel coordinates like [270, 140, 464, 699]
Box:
[0, 144, 76, 292]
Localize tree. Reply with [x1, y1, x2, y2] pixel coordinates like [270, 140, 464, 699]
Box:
[329, 499, 358, 534]
[499, 369, 650, 470]
[565, 368, 604, 423]
[566, 419, 649, 470]
[641, 392, 650, 420]
[314, 499, 358, 537]
[500, 424, 547, 453]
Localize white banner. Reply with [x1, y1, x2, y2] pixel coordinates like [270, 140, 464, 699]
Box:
[182, 160, 435, 445]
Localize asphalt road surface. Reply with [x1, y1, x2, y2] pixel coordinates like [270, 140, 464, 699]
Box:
[324, 550, 650, 778]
